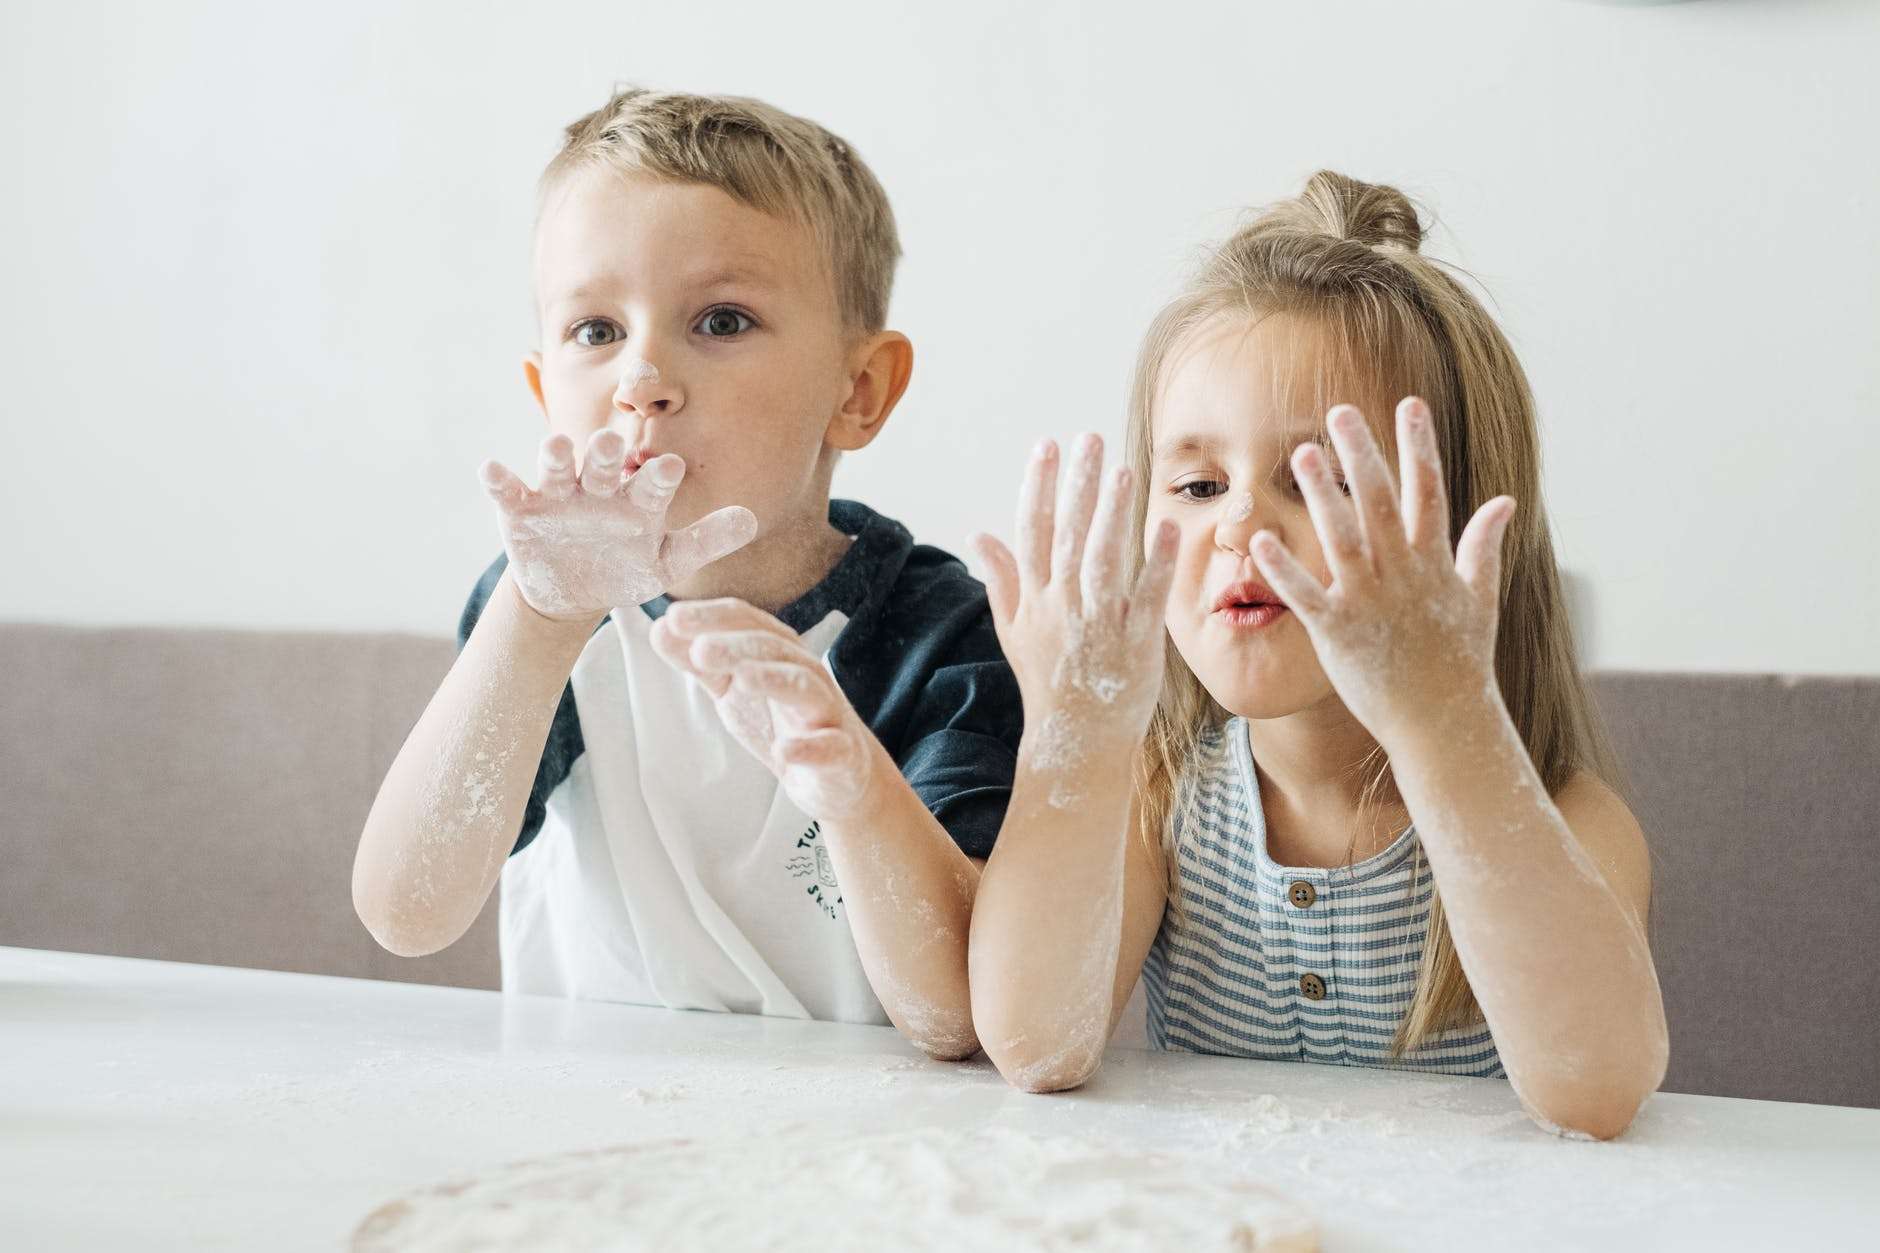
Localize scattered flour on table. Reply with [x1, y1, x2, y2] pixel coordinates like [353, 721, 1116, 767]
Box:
[352, 1126, 1317, 1252]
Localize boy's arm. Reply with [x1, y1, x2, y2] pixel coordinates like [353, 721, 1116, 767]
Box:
[352, 571, 598, 956]
[353, 431, 756, 957]
[647, 600, 987, 1058]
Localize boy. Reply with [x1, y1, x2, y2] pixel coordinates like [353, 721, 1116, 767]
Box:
[351, 88, 1019, 1059]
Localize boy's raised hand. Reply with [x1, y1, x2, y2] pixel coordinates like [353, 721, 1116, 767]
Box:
[648, 601, 880, 822]
[969, 435, 1179, 762]
[480, 430, 759, 622]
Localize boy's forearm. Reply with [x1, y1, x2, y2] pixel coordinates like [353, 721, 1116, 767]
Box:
[352, 571, 601, 957]
[968, 735, 1136, 1091]
[1386, 697, 1669, 1137]
[817, 743, 988, 1059]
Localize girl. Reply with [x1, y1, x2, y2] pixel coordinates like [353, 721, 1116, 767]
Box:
[966, 172, 1668, 1140]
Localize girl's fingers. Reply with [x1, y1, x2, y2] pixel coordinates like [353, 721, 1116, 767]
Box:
[1293, 443, 1367, 581]
[656, 505, 758, 585]
[580, 429, 628, 497]
[1051, 434, 1105, 599]
[479, 460, 530, 510]
[968, 533, 1022, 629]
[1327, 405, 1407, 564]
[537, 434, 578, 501]
[1251, 530, 1331, 617]
[1454, 496, 1517, 606]
[1080, 462, 1131, 616]
[1397, 397, 1451, 551]
[1015, 440, 1060, 589]
[1127, 518, 1180, 641]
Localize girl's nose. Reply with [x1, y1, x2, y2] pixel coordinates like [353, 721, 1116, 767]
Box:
[613, 356, 684, 419]
[1213, 491, 1263, 555]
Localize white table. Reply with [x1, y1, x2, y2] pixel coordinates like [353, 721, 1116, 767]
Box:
[4, 947, 1875, 1250]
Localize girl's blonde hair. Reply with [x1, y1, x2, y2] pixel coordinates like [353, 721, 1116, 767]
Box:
[1124, 171, 1625, 1057]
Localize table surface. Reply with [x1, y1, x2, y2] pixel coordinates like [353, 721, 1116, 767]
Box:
[5, 946, 1876, 1251]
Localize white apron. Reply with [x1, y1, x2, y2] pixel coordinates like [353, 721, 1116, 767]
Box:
[498, 605, 889, 1025]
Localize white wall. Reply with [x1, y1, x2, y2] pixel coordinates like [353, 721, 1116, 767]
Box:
[3, 0, 1875, 673]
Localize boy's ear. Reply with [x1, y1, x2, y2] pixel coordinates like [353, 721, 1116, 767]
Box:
[827, 331, 913, 453]
[523, 352, 548, 420]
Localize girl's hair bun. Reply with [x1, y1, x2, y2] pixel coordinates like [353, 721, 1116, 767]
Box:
[1292, 169, 1427, 252]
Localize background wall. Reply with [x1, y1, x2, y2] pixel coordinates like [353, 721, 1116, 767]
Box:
[3, 0, 1874, 673]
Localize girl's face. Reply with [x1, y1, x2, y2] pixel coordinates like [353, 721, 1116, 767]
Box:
[1146, 313, 1384, 721]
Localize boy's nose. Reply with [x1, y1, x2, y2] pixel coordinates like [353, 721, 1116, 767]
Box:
[613, 358, 684, 419]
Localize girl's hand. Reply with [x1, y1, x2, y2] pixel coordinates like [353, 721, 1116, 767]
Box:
[480, 431, 758, 623]
[969, 435, 1180, 769]
[1250, 397, 1517, 748]
[649, 600, 880, 822]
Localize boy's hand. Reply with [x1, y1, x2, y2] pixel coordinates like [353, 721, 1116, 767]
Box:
[969, 435, 1179, 772]
[1248, 397, 1517, 750]
[648, 600, 881, 822]
[480, 430, 758, 623]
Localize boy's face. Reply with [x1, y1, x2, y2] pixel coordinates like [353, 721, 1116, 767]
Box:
[527, 169, 875, 541]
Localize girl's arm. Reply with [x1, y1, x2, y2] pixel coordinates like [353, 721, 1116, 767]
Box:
[964, 434, 1179, 1092]
[1251, 398, 1668, 1140]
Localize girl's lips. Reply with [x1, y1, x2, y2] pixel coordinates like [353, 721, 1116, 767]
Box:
[1215, 604, 1288, 629]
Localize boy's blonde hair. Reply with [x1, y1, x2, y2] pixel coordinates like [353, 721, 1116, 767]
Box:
[542, 86, 901, 334]
[1124, 171, 1628, 1058]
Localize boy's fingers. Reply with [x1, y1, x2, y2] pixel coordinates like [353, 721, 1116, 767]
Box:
[1081, 462, 1131, 616]
[1051, 433, 1105, 599]
[690, 630, 800, 673]
[648, 617, 730, 696]
[479, 460, 530, 510]
[1128, 518, 1180, 638]
[624, 453, 687, 521]
[538, 434, 578, 501]
[1015, 439, 1059, 589]
[1251, 530, 1330, 618]
[968, 533, 1021, 628]
[1397, 397, 1451, 551]
[658, 506, 759, 584]
[662, 598, 795, 641]
[731, 660, 844, 725]
[580, 429, 628, 497]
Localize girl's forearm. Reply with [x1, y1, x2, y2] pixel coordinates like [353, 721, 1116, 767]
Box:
[968, 731, 1137, 1092]
[1385, 695, 1669, 1137]
[817, 747, 985, 1060]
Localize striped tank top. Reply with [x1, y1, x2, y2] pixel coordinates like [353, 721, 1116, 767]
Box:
[1142, 717, 1505, 1078]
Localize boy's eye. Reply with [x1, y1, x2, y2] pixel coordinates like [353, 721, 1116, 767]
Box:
[697, 307, 755, 338]
[1173, 480, 1227, 502]
[571, 319, 623, 348]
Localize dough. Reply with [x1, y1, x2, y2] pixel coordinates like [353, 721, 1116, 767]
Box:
[353, 1126, 1316, 1251]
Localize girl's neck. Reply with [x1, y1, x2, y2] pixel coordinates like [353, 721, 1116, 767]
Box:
[1241, 702, 1410, 869]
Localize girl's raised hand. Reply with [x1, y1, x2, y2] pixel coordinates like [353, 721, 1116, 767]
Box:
[1250, 397, 1518, 747]
[480, 430, 759, 623]
[970, 435, 1180, 763]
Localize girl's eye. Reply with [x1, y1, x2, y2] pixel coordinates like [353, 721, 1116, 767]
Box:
[1288, 469, 1352, 496]
[697, 307, 755, 338]
[570, 319, 623, 348]
[1174, 480, 1227, 502]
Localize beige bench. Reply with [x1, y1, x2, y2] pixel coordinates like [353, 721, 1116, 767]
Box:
[4, 622, 1875, 1109]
